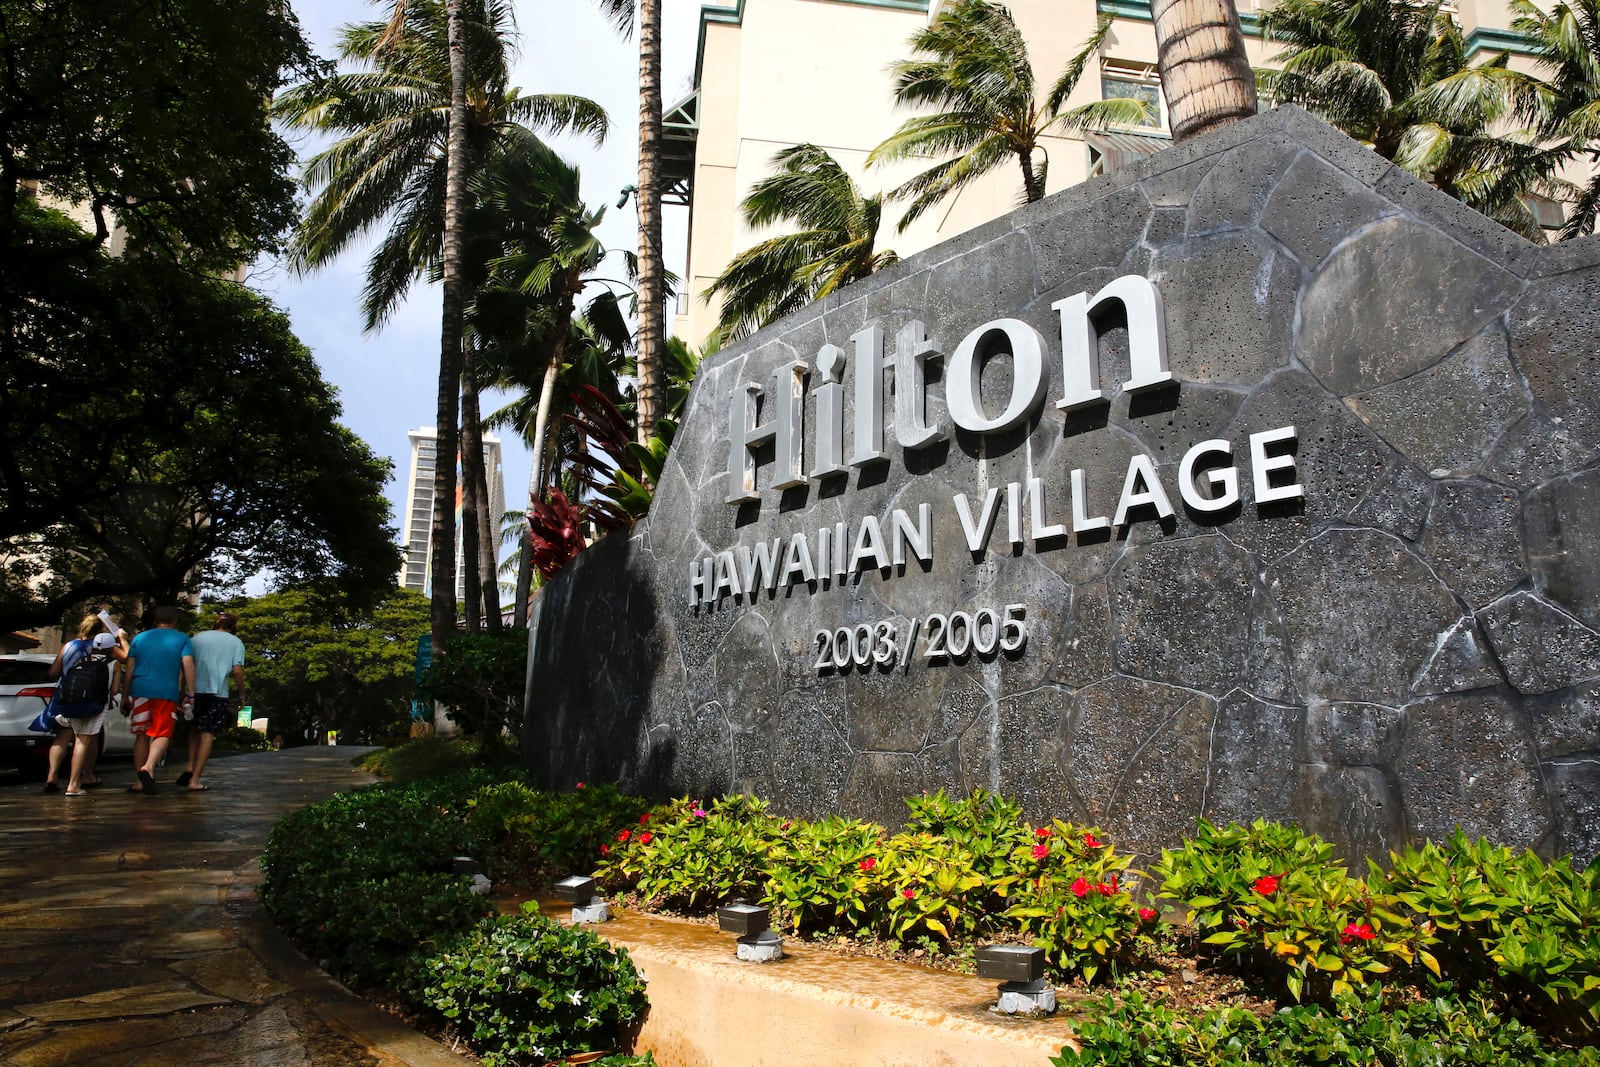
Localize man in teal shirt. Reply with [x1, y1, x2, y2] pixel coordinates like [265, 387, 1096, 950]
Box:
[178, 611, 245, 792]
[120, 606, 196, 795]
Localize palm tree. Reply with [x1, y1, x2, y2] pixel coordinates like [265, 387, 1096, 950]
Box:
[705, 144, 899, 341]
[1511, 0, 1600, 237]
[1151, 0, 1258, 141]
[274, 0, 606, 646]
[473, 132, 627, 623]
[586, 0, 667, 448]
[1260, 0, 1560, 239]
[867, 4, 1151, 231]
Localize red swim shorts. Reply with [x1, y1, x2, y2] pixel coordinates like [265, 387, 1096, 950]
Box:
[130, 697, 179, 739]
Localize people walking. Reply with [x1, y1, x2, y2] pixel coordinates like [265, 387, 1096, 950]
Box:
[179, 611, 245, 792]
[120, 606, 196, 795]
[43, 614, 128, 796]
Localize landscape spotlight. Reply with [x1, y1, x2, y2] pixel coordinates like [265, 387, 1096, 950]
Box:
[974, 945, 1055, 1016]
[717, 902, 783, 962]
[555, 874, 610, 924]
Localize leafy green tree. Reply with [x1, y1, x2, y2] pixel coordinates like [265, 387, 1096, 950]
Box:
[867, 4, 1151, 230]
[0, 0, 314, 272]
[226, 587, 431, 745]
[417, 627, 528, 741]
[273, 0, 608, 649]
[1260, 0, 1562, 239]
[1511, 0, 1600, 237]
[0, 204, 399, 630]
[706, 144, 899, 342]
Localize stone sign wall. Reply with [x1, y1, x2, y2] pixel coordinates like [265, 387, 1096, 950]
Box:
[524, 107, 1600, 866]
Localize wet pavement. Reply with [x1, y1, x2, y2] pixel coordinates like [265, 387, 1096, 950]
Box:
[0, 748, 471, 1067]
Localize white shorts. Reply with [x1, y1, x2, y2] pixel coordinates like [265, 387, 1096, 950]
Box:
[59, 710, 106, 735]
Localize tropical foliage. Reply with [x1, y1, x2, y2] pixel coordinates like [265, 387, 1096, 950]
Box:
[706, 144, 899, 342]
[1512, 0, 1600, 237]
[1259, 0, 1563, 239]
[868, 3, 1152, 230]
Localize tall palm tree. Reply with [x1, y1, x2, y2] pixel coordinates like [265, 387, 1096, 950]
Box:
[274, 0, 606, 646]
[705, 144, 899, 341]
[473, 132, 625, 623]
[587, 0, 667, 448]
[1261, 0, 1559, 239]
[1151, 0, 1258, 141]
[867, 4, 1151, 231]
[1511, 0, 1600, 237]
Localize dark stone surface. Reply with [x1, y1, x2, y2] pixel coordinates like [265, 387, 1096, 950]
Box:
[524, 107, 1600, 869]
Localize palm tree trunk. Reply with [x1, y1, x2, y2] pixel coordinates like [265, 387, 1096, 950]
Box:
[460, 368, 485, 634]
[1018, 148, 1044, 202]
[634, 0, 665, 447]
[1151, 0, 1258, 142]
[430, 0, 470, 655]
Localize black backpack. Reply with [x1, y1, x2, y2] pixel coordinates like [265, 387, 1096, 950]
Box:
[56, 639, 112, 716]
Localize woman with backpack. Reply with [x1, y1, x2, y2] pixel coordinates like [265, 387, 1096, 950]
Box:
[43, 614, 128, 796]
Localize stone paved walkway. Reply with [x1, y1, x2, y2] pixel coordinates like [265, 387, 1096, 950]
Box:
[0, 748, 471, 1067]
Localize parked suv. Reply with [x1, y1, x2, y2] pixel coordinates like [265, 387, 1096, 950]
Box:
[0, 653, 133, 776]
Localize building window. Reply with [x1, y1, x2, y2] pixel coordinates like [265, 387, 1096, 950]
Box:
[1101, 62, 1164, 130]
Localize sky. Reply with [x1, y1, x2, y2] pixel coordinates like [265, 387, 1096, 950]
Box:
[256, 0, 701, 567]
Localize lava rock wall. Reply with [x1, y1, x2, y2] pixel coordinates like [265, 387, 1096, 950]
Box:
[524, 107, 1600, 866]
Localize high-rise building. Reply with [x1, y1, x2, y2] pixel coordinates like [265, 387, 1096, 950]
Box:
[399, 427, 506, 599]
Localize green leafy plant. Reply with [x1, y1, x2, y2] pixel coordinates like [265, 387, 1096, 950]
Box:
[1152, 819, 1415, 1002]
[602, 795, 787, 912]
[417, 629, 530, 740]
[419, 903, 649, 1067]
[358, 736, 481, 784]
[214, 725, 271, 752]
[1382, 833, 1600, 1037]
[260, 780, 491, 987]
[502, 782, 652, 881]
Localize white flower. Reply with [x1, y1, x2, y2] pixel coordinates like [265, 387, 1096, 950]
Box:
[356, 822, 366, 830]
[568, 989, 584, 1006]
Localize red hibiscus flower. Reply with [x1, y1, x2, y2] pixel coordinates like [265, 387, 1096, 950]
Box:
[1341, 922, 1375, 944]
[639, 831, 653, 845]
[1035, 827, 1051, 839]
[1138, 907, 1157, 922]
[639, 813, 650, 824]
[1032, 844, 1050, 860]
[1084, 833, 1104, 848]
[1095, 882, 1114, 896]
[1071, 877, 1090, 898]
[617, 829, 631, 843]
[902, 888, 915, 899]
[859, 857, 876, 872]
[1254, 875, 1279, 896]
[600, 844, 610, 855]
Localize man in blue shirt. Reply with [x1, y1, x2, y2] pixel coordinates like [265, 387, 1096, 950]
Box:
[120, 606, 196, 795]
[178, 611, 245, 792]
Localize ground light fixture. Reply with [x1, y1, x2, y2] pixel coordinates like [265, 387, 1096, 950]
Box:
[555, 875, 610, 924]
[453, 856, 492, 895]
[974, 945, 1056, 1016]
[717, 902, 784, 962]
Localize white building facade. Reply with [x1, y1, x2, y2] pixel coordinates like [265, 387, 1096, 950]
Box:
[399, 427, 506, 599]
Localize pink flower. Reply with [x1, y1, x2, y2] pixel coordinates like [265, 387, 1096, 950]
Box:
[692, 807, 708, 818]
[1139, 907, 1157, 922]
[859, 857, 876, 872]
[639, 831, 653, 845]
[1035, 827, 1051, 839]
[575, 782, 585, 789]
[1032, 844, 1050, 860]
[617, 829, 631, 843]
[1071, 877, 1090, 898]
[1084, 833, 1104, 848]
[1340, 922, 1375, 944]
[902, 888, 915, 899]
[1254, 875, 1279, 896]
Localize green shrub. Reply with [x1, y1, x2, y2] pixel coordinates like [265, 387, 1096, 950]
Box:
[417, 629, 529, 740]
[603, 794, 785, 913]
[420, 903, 649, 1067]
[358, 736, 479, 784]
[507, 782, 653, 880]
[214, 725, 271, 752]
[1053, 986, 1600, 1067]
[260, 781, 492, 988]
[1382, 833, 1600, 1037]
[1152, 819, 1416, 1002]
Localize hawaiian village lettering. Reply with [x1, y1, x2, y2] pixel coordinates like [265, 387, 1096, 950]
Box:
[691, 275, 1304, 607]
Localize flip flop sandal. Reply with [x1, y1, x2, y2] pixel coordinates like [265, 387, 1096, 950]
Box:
[136, 769, 157, 795]
[175, 772, 193, 788]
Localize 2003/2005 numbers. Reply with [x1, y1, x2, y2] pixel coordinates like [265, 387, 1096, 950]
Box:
[813, 604, 1028, 672]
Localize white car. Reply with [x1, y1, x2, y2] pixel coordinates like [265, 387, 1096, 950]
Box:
[0, 653, 134, 776]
